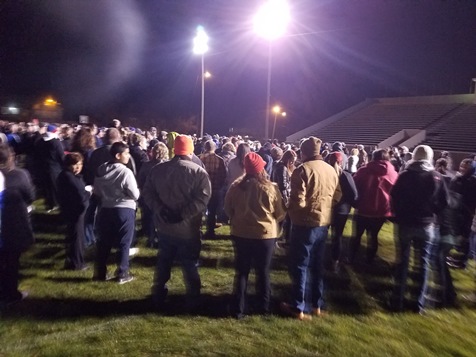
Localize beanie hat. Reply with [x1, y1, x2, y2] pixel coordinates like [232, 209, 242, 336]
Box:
[332, 141, 343, 152]
[174, 135, 194, 156]
[47, 124, 57, 133]
[244, 152, 266, 175]
[300, 136, 322, 158]
[413, 145, 433, 162]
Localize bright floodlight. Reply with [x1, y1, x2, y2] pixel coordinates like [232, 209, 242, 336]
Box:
[193, 26, 209, 55]
[272, 105, 281, 114]
[254, 0, 290, 41]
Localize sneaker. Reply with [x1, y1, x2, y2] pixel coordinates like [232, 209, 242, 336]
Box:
[280, 302, 312, 321]
[118, 273, 134, 285]
[129, 247, 140, 257]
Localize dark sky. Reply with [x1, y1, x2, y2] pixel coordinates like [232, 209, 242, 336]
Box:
[1, 0, 476, 136]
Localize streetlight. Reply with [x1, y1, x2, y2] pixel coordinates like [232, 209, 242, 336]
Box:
[193, 25, 209, 138]
[271, 105, 286, 139]
[253, 0, 290, 140]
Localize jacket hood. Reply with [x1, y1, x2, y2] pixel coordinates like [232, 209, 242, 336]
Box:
[96, 162, 127, 179]
[406, 160, 434, 172]
[43, 132, 58, 141]
[365, 160, 393, 176]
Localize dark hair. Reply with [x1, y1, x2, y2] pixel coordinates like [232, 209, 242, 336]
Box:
[64, 152, 84, 167]
[110, 142, 129, 158]
[281, 149, 297, 168]
[0, 143, 14, 171]
[71, 128, 96, 152]
[104, 128, 121, 145]
[372, 148, 390, 161]
[236, 143, 251, 169]
[435, 158, 448, 174]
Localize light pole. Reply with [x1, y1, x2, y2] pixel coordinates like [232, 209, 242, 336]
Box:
[253, 0, 290, 140]
[271, 105, 286, 139]
[193, 26, 209, 138]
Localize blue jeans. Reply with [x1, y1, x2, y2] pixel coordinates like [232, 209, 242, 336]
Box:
[288, 224, 328, 313]
[419, 237, 456, 309]
[391, 223, 435, 311]
[152, 234, 201, 305]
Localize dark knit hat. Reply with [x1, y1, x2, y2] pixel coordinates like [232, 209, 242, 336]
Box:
[332, 141, 343, 152]
[174, 135, 194, 156]
[244, 152, 266, 175]
[300, 136, 322, 158]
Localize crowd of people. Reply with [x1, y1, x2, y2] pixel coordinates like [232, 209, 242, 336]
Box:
[0, 118, 475, 320]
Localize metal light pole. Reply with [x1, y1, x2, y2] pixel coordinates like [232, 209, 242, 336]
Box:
[193, 26, 209, 138]
[271, 105, 286, 139]
[253, 0, 290, 140]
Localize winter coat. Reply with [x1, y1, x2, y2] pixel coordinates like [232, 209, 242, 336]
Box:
[391, 161, 448, 226]
[271, 161, 292, 206]
[288, 158, 342, 227]
[0, 168, 35, 252]
[142, 156, 211, 240]
[225, 177, 286, 239]
[353, 160, 398, 217]
[57, 170, 89, 221]
[334, 170, 358, 215]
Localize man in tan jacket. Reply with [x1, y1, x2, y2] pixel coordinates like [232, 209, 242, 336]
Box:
[281, 136, 341, 320]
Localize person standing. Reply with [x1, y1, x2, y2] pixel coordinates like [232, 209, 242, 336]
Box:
[200, 140, 227, 239]
[225, 152, 286, 318]
[281, 137, 341, 320]
[349, 149, 398, 264]
[327, 151, 358, 272]
[57, 153, 90, 271]
[390, 145, 448, 312]
[93, 142, 139, 284]
[36, 124, 64, 212]
[143, 135, 211, 311]
[0, 144, 35, 305]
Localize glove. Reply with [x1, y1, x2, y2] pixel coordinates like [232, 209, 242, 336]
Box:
[160, 206, 183, 224]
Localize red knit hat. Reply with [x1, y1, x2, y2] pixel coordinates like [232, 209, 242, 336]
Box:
[174, 135, 194, 156]
[244, 152, 266, 175]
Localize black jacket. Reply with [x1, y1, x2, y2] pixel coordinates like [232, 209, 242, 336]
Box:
[391, 161, 448, 226]
[57, 170, 89, 221]
[334, 170, 358, 215]
[0, 168, 35, 252]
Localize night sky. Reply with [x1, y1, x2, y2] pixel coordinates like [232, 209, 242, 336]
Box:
[1, 0, 476, 137]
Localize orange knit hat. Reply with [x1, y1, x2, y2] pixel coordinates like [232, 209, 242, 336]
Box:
[174, 135, 194, 156]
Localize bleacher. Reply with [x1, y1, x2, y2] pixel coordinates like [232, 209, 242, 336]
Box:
[423, 104, 476, 152]
[287, 94, 476, 153]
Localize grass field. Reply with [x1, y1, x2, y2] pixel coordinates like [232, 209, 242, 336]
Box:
[1, 201, 476, 356]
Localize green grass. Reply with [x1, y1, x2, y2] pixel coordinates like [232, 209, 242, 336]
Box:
[1, 201, 476, 356]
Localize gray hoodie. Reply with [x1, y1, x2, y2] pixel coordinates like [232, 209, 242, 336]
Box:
[94, 162, 139, 210]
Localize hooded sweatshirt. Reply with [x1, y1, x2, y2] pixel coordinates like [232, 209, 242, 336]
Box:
[353, 160, 398, 217]
[391, 160, 448, 226]
[94, 162, 139, 210]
